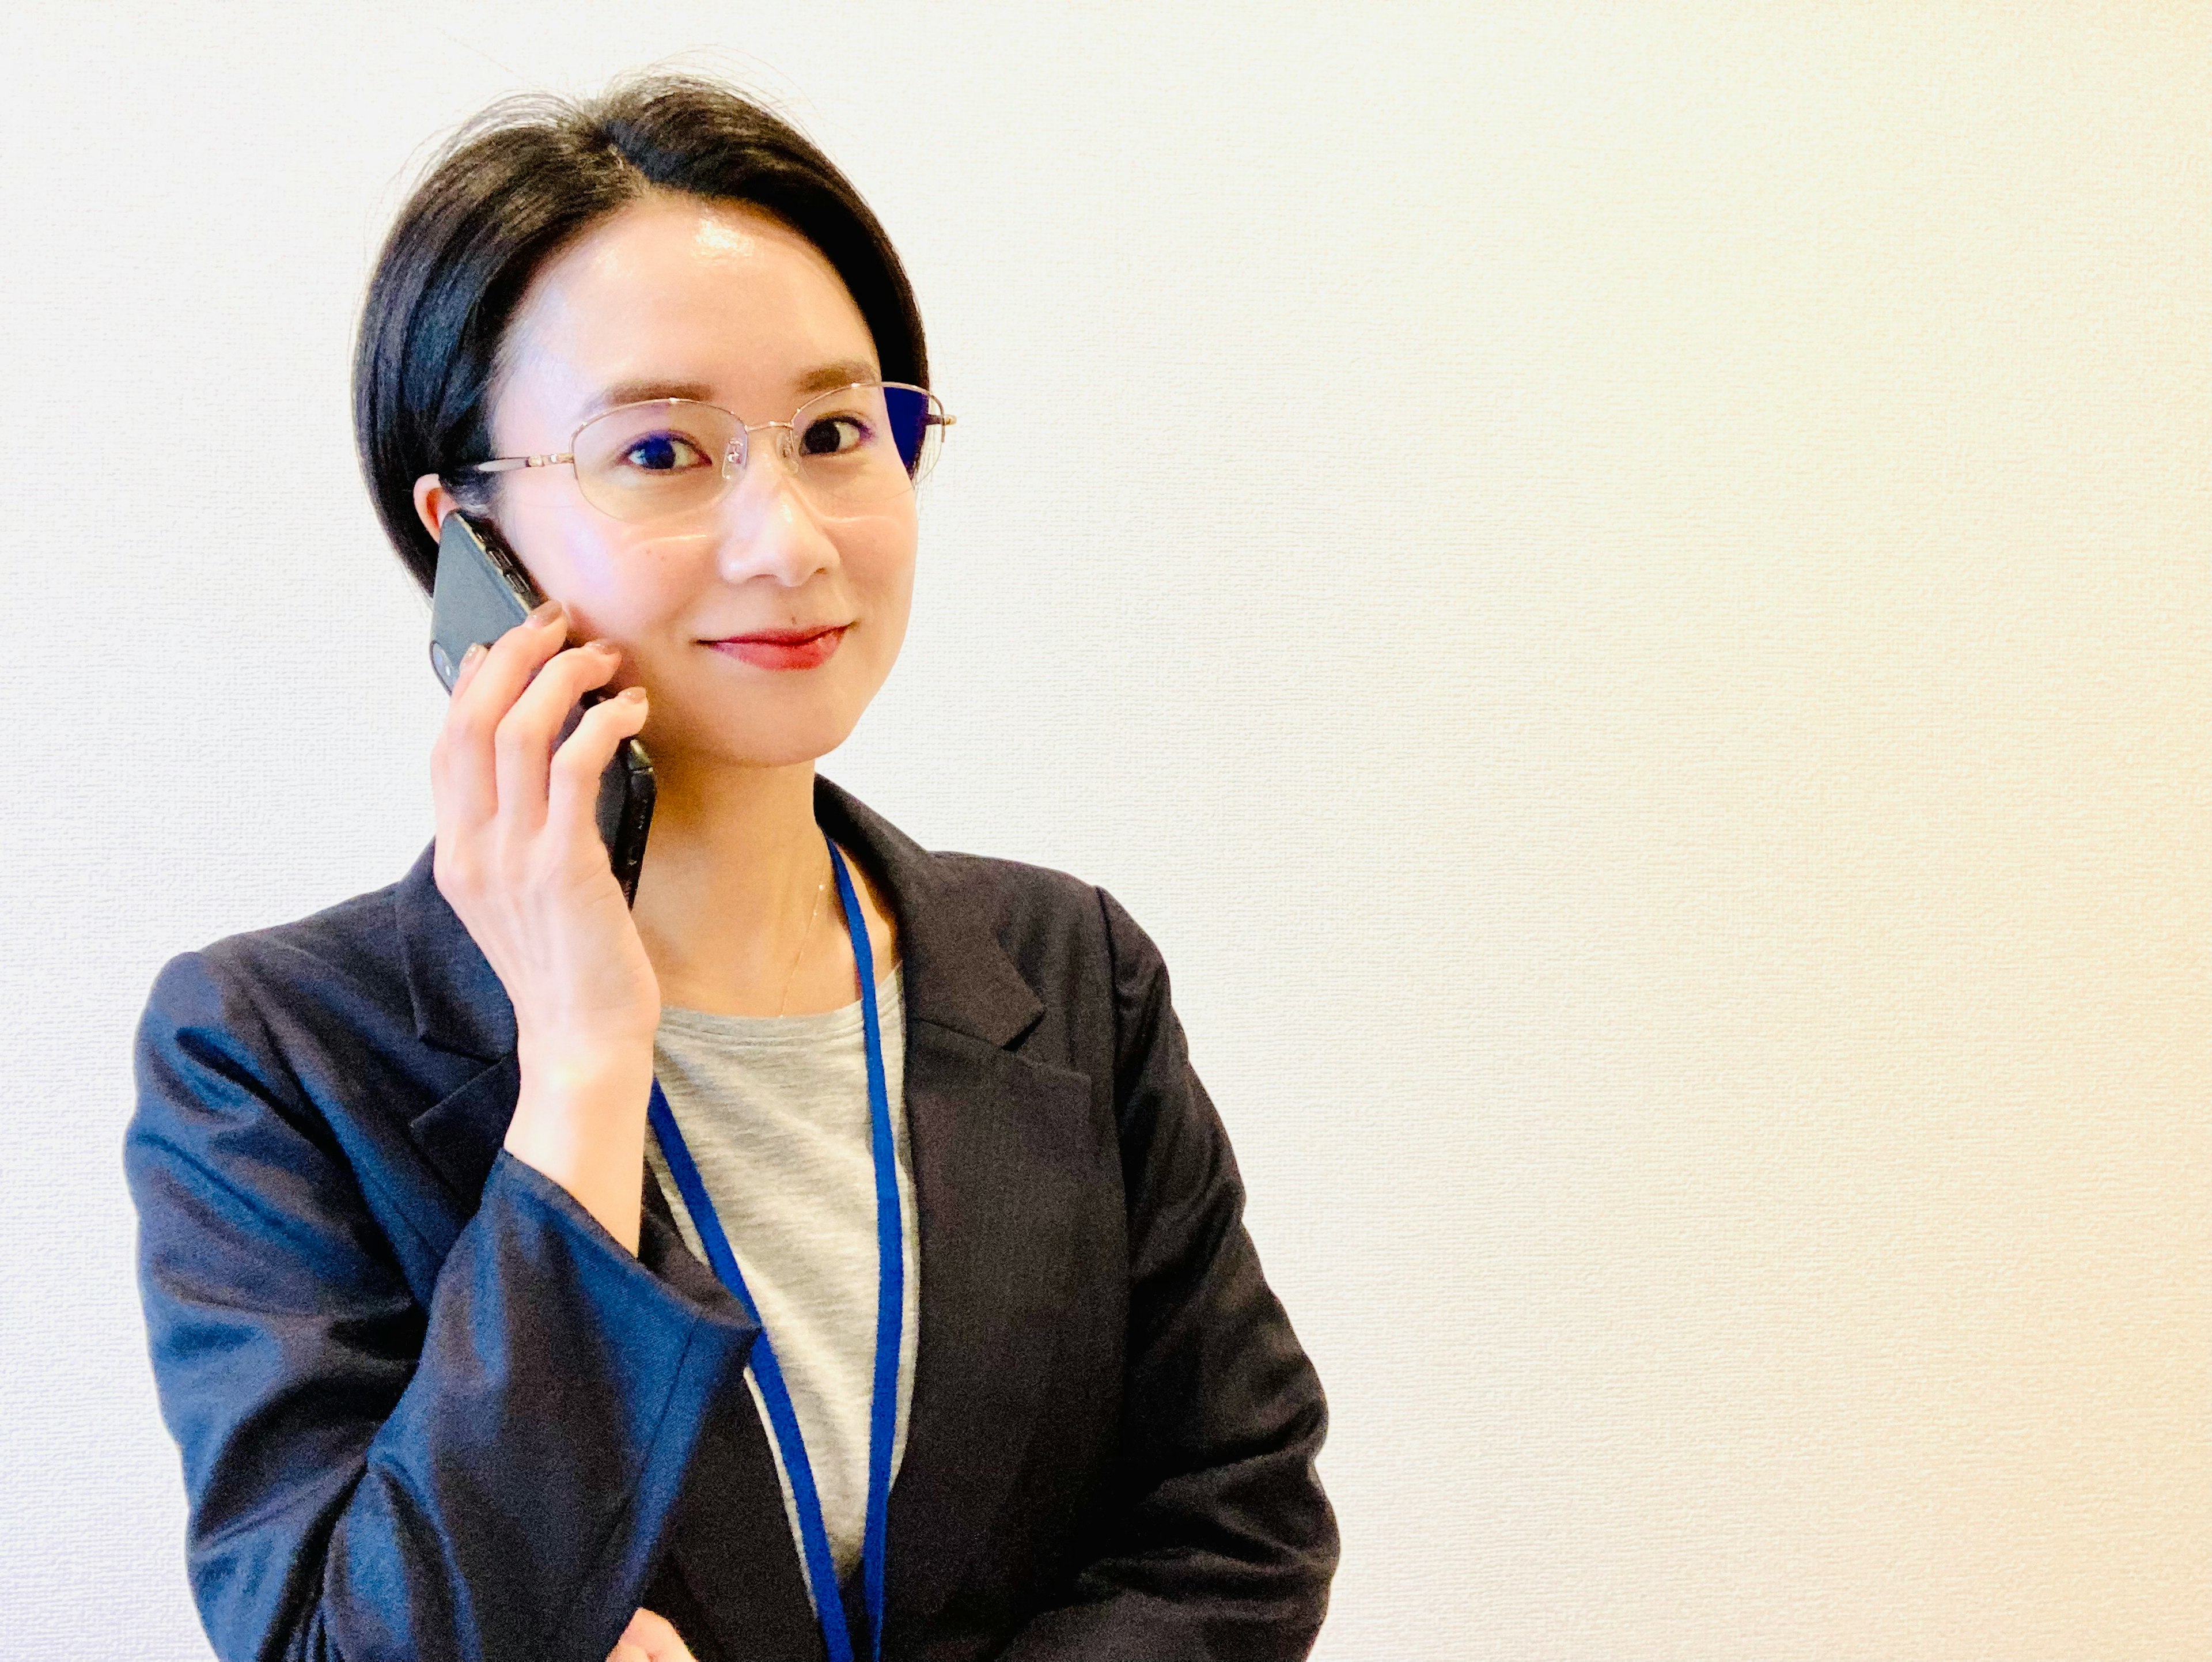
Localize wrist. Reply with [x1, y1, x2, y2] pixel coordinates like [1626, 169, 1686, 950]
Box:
[507, 1038, 654, 1255]
[514, 1032, 654, 1095]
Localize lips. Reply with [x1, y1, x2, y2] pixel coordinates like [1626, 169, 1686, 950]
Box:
[704, 623, 849, 671]
[715, 625, 844, 645]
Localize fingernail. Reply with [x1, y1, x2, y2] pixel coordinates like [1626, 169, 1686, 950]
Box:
[587, 637, 620, 656]
[459, 642, 487, 669]
[529, 598, 565, 624]
[619, 686, 647, 703]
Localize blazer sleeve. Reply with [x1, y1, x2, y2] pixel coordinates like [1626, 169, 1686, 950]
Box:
[123, 946, 760, 1662]
[994, 888, 1340, 1662]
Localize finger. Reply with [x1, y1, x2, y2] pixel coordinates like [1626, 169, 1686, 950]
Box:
[512, 637, 624, 754]
[434, 645, 497, 832]
[492, 638, 624, 841]
[607, 1645, 649, 1662]
[433, 639, 501, 832]
[452, 639, 490, 693]
[545, 686, 650, 843]
[434, 600, 569, 831]
[624, 1608, 697, 1662]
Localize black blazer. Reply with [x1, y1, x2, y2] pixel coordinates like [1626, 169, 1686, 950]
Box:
[126, 774, 1337, 1662]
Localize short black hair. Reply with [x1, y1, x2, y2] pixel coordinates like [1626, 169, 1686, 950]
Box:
[352, 72, 929, 593]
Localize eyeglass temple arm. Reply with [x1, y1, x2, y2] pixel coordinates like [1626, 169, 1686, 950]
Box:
[459, 454, 574, 476]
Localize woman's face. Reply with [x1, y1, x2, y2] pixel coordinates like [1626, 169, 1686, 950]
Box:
[416, 194, 916, 773]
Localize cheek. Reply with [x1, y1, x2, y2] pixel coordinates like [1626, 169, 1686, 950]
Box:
[508, 497, 701, 639]
[839, 512, 918, 626]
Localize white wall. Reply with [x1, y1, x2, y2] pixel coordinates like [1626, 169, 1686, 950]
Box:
[1, 3, 2203, 1656]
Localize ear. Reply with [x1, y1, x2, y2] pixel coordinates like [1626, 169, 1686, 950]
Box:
[412, 472, 464, 542]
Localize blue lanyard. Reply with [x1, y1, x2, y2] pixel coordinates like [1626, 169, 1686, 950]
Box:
[645, 831, 902, 1662]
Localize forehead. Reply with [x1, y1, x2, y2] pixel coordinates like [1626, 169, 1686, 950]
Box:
[493, 195, 880, 435]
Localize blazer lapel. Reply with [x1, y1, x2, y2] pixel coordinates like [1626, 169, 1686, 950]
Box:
[881, 1022, 1094, 1646]
[389, 775, 1097, 1649]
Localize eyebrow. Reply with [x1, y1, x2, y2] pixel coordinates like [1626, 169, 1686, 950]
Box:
[590, 359, 882, 417]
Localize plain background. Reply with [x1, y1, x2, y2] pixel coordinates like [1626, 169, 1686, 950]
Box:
[1, 3, 2204, 1657]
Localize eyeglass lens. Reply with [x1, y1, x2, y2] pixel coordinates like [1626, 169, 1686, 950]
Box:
[569, 384, 945, 522]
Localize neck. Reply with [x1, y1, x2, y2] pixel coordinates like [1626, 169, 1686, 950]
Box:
[629, 755, 834, 1014]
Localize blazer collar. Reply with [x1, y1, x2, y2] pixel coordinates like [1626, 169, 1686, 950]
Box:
[395, 771, 1045, 1062]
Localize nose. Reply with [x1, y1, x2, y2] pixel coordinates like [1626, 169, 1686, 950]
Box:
[713, 428, 839, 587]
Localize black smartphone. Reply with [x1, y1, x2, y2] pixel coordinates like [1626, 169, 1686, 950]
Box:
[429, 511, 656, 907]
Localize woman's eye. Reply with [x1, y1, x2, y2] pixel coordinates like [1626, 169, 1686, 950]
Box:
[620, 431, 713, 472]
[800, 414, 870, 458]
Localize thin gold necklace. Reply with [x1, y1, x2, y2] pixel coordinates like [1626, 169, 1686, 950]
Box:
[773, 845, 832, 1017]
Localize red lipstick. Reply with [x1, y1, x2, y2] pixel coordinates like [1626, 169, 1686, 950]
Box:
[704, 624, 849, 671]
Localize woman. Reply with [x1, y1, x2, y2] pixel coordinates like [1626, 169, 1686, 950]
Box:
[126, 73, 1336, 1662]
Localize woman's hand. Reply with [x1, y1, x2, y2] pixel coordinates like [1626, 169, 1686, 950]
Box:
[608, 1608, 698, 1662]
[432, 597, 660, 1251]
[435, 599, 657, 1050]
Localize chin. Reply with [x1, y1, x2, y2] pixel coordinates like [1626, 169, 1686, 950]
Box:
[698, 711, 862, 771]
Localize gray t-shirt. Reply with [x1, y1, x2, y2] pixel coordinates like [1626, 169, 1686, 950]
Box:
[643, 961, 918, 1607]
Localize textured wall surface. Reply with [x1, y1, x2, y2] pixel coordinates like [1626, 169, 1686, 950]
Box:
[1, 4, 2203, 1657]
